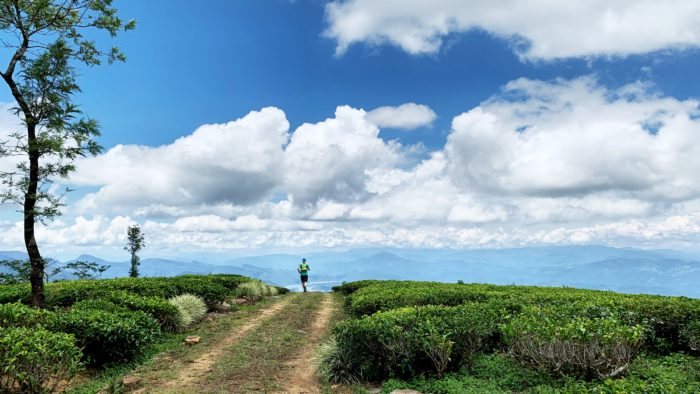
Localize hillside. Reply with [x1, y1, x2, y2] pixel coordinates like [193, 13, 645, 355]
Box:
[4, 246, 700, 297]
[325, 280, 700, 393]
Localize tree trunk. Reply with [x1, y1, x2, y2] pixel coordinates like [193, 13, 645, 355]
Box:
[25, 123, 45, 308]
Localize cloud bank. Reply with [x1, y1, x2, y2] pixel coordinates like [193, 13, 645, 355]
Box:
[324, 0, 700, 60]
[3, 79, 700, 254]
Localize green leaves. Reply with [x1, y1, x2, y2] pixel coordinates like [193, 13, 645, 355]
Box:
[0, 326, 82, 393]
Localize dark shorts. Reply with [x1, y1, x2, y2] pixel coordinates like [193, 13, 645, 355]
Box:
[300, 275, 308, 283]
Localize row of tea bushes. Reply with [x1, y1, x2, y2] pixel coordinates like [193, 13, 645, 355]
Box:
[0, 274, 266, 392]
[341, 281, 700, 353]
[327, 280, 700, 384]
[0, 274, 251, 308]
[0, 302, 160, 366]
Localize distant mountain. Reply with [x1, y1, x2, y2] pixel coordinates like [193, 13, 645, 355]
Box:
[1, 246, 699, 297]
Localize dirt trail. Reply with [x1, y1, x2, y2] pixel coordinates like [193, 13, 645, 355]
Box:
[129, 296, 293, 393]
[275, 293, 337, 394]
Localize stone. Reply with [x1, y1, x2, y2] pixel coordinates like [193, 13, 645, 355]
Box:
[216, 302, 233, 313]
[184, 335, 201, 345]
[232, 298, 248, 305]
[121, 375, 141, 390]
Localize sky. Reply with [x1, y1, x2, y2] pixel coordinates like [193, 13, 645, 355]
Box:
[3, 0, 700, 259]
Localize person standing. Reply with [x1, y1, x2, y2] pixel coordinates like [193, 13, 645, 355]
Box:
[298, 258, 310, 292]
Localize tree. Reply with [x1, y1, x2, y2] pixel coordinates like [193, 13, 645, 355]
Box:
[60, 260, 109, 280]
[0, 258, 62, 284]
[0, 1, 134, 307]
[0, 259, 30, 284]
[124, 224, 144, 277]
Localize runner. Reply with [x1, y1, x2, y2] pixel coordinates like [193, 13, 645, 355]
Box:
[297, 258, 310, 292]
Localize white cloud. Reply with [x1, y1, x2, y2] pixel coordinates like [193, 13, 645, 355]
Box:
[284, 105, 401, 204]
[71, 107, 290, 210]
[366, 103, 436, 130]
[324, 0, 700, 60]
[4, 80, 700, 254]
[445, 77, 700, 203]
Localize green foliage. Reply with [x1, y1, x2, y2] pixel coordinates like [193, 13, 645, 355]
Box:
[47, 308, 160, 366]
[0, 283, 31, 304]
[332, 301, 505, 380]
[125, 224, 145, 277]
[317, 337, 361, 385]
[59, 260, 111, 280]
[681, 320, 700, 352]
[0, 326, 82, 394]
[341, 280, 700, 353]
[332, 279, 389, 295]
[71, 299, 129, 314]
[168, 293, 207, 330]
[502, 306, 645, 380]
[0, 259, 31, 284]
[0, 301, 51, 327]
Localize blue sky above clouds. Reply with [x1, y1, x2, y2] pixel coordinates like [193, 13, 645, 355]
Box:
[2, 0, 700, 259]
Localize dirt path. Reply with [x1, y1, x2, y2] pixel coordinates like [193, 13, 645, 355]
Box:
[275, 293, 337, 394]
[129, 296, 294, 393]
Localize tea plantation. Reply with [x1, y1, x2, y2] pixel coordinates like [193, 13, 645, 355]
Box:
[325, 280, 700, 393]
[0, 274, 286, 393]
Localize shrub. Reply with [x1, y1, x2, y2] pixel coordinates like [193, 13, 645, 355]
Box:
[502, 306, 645, 380]
[47, 309, 160, 366]
[681, 320, 700, 352]
[169, 293, 207, 330]
[0, 284, 31, 304]
[71, 299, 130, 314]
[0, 327, 82, 394]
[332, 301, 505, 380]
[0, 302, 51, 327]
[103, 291, 181, 332]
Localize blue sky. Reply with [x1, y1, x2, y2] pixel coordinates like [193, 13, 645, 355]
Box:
[3, 0, 700, 259]
[55, 0, 700, 149]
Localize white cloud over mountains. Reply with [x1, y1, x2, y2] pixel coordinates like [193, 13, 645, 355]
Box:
[324, 0, 700, 60]
[4, 79, 700, 253]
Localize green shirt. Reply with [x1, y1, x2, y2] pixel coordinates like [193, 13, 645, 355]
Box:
[299, 262, 310, 275]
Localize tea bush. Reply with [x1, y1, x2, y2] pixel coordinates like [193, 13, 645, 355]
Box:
[332, 301, 506, 380]
[47, 308, 160, 365]
[340, 280, 700, 353]
[0, 301, 51, 327]
[502, 306, 645, 380]
[681, 320, 700, 352]
[0, 327, 82, 394]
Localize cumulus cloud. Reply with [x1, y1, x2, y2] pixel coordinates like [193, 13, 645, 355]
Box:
[324, 0, 700, 60]
[71, 107, 290, 210]
[444, 77, 700, 206]
[4, 80, 700, 254]
[284, 105, 401, 205]
[366, 103, 436, 130]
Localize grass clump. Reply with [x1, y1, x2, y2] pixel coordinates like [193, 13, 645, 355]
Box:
[168, 293, 207, 330]
[235, 281, 279, 302]
[317, 337, 361, 385]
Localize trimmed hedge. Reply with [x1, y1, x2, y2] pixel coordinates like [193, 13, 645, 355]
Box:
[47, 308, 160, 366]
[0, 274, 251, 309]
[0, 302, 160, 366]
[0, 301, 51, 327]
[0, 327, 82, 394]
[502, 305, 645, 380]
[332, 301, 506, 381]
[340, 280, 700, 353]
